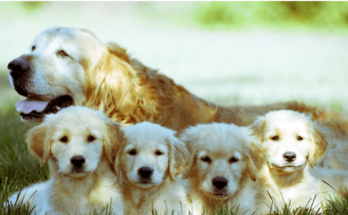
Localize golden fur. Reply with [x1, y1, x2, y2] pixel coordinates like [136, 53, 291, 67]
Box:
[7, 106, 124, 214]
[179, 123, 269, 215]
[249, 110, 348, 210]
[113, 122, 190, 215]
[9, 27, 348, 136]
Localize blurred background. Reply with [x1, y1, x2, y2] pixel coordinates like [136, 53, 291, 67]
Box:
[1, 1, 348, 113]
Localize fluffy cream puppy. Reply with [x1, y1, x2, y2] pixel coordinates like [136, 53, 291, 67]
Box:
[179, 123, 269, 215]
[7, 106, 124, 214]
[114, 122, 190, 215]
[249, 110, 348, 210]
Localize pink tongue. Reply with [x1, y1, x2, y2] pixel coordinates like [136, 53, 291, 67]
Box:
[16, 98, 49, 114]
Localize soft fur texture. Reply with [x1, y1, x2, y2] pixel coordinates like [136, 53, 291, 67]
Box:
[179, 123, 269, 215]
[113, 122, 190, 215]
[249, 110, 348, 210]
[7, 106, 124, 214]
[8, 27, 348, 135]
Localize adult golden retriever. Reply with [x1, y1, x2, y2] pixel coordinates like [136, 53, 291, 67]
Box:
[114, 122, 189, 215]
[249, 110, 348, 210]
[8, 27, 348, 133]
[179, 123, 269, 215]
[7, 106, 124, 214]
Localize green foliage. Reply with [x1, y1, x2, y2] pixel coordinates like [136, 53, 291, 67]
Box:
[194, 2, 348, 31]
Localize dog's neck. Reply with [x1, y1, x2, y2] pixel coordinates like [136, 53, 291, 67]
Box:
[263, 163, 309, 189]
[188, 168, 255, 213]
[47, 155, 116, 212]
[119, 171, 170, 208]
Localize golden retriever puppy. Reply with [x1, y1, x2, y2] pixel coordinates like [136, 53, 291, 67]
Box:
[114, 122, 190, 215]
[7, 106, 124, 214]
[8, 27, 348, 135]
[249, 110, 348, 210]
[179, 123, 269, 215]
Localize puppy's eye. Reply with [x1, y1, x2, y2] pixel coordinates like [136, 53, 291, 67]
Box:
[87, 135, 95, 142]
[31, 46, 36, 51]
[297, 135, 303, 141]
[155, 150, 163, 156]
[200, 156, 211, 163]
[271, 136, 279, 141]
[129, 149, 137, 155]
[230, 157, 239, 164]
[60, 136, 68, 143]
[57, 50, 69, 57]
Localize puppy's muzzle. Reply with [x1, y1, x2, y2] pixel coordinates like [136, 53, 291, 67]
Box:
[70, 155, 85, 168]
[138, 166, 154, 179]
[8, 58, 30, 78]
[283, 151, 296, 163]
[212, 176, 228, 190]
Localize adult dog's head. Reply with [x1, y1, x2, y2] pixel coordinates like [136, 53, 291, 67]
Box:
[114, 122, 189, 189]
[179, 123, 265, 200]
[249, 110, 328, 172]
[26, 106, 123, 178]
[9, 27, 137, 122]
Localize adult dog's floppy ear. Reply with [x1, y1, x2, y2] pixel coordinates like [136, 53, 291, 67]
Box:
[85, 47, 138, 122]
[103, 118, 124, 164]
[166, 136, 190, 181]
[26, 123, 51, 167]
[308, 122, 328, 169]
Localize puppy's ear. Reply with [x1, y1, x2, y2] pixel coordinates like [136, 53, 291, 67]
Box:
[85, 50, 138, 120]
[166, 136, 190, 181]
[182, 154, 196, 180]
[244, 127, 267, 181]
[26, 124, 51, 167]
[248, 116, 266, 141]
[179, 127, 200, 180]
[113, 141, 126, 179]
[308, 123, 328, 169]
[104, 119, 124, 164]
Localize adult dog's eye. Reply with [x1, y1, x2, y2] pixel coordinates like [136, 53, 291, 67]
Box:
[155, 150, 163, 156]
[87, 135, 95, 142]
[129, 149, 137, 155]
[31, 46, 36, 51]
[230, 157, 239, 163]
[200, 156, 211, 163]
[57, 50, 69, 57]
[60, 136, 68, 143]
[297, 135, 303, 141]
[271, 136, 279, 141]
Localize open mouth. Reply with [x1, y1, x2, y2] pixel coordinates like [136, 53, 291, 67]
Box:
[16, 95, 73, 122]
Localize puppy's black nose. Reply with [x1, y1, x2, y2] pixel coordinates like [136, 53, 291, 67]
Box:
[138, 167, 154, 178]
[8, 58, 30, 77]
[70, 156, 85, 168]
[283, 151, 296, 162]
[212, 176, 228, 190]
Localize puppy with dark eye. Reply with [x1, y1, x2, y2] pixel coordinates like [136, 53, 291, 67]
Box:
[179, 123, 268, 215]
[6, 106, 124, 214]
[114, 122, 190, 215]
[249, 110, 348, 210]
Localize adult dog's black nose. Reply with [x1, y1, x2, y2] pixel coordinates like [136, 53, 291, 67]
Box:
[70, 156, 85, 168]
[283, 151, 296, 162]
[138, 167, 154, 178]
[212, 176, 228, 189]
[8, 58, 30, 77]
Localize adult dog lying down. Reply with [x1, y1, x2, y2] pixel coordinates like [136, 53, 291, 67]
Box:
[8, 27, 348, 133]
[7, 106, 124, 214]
